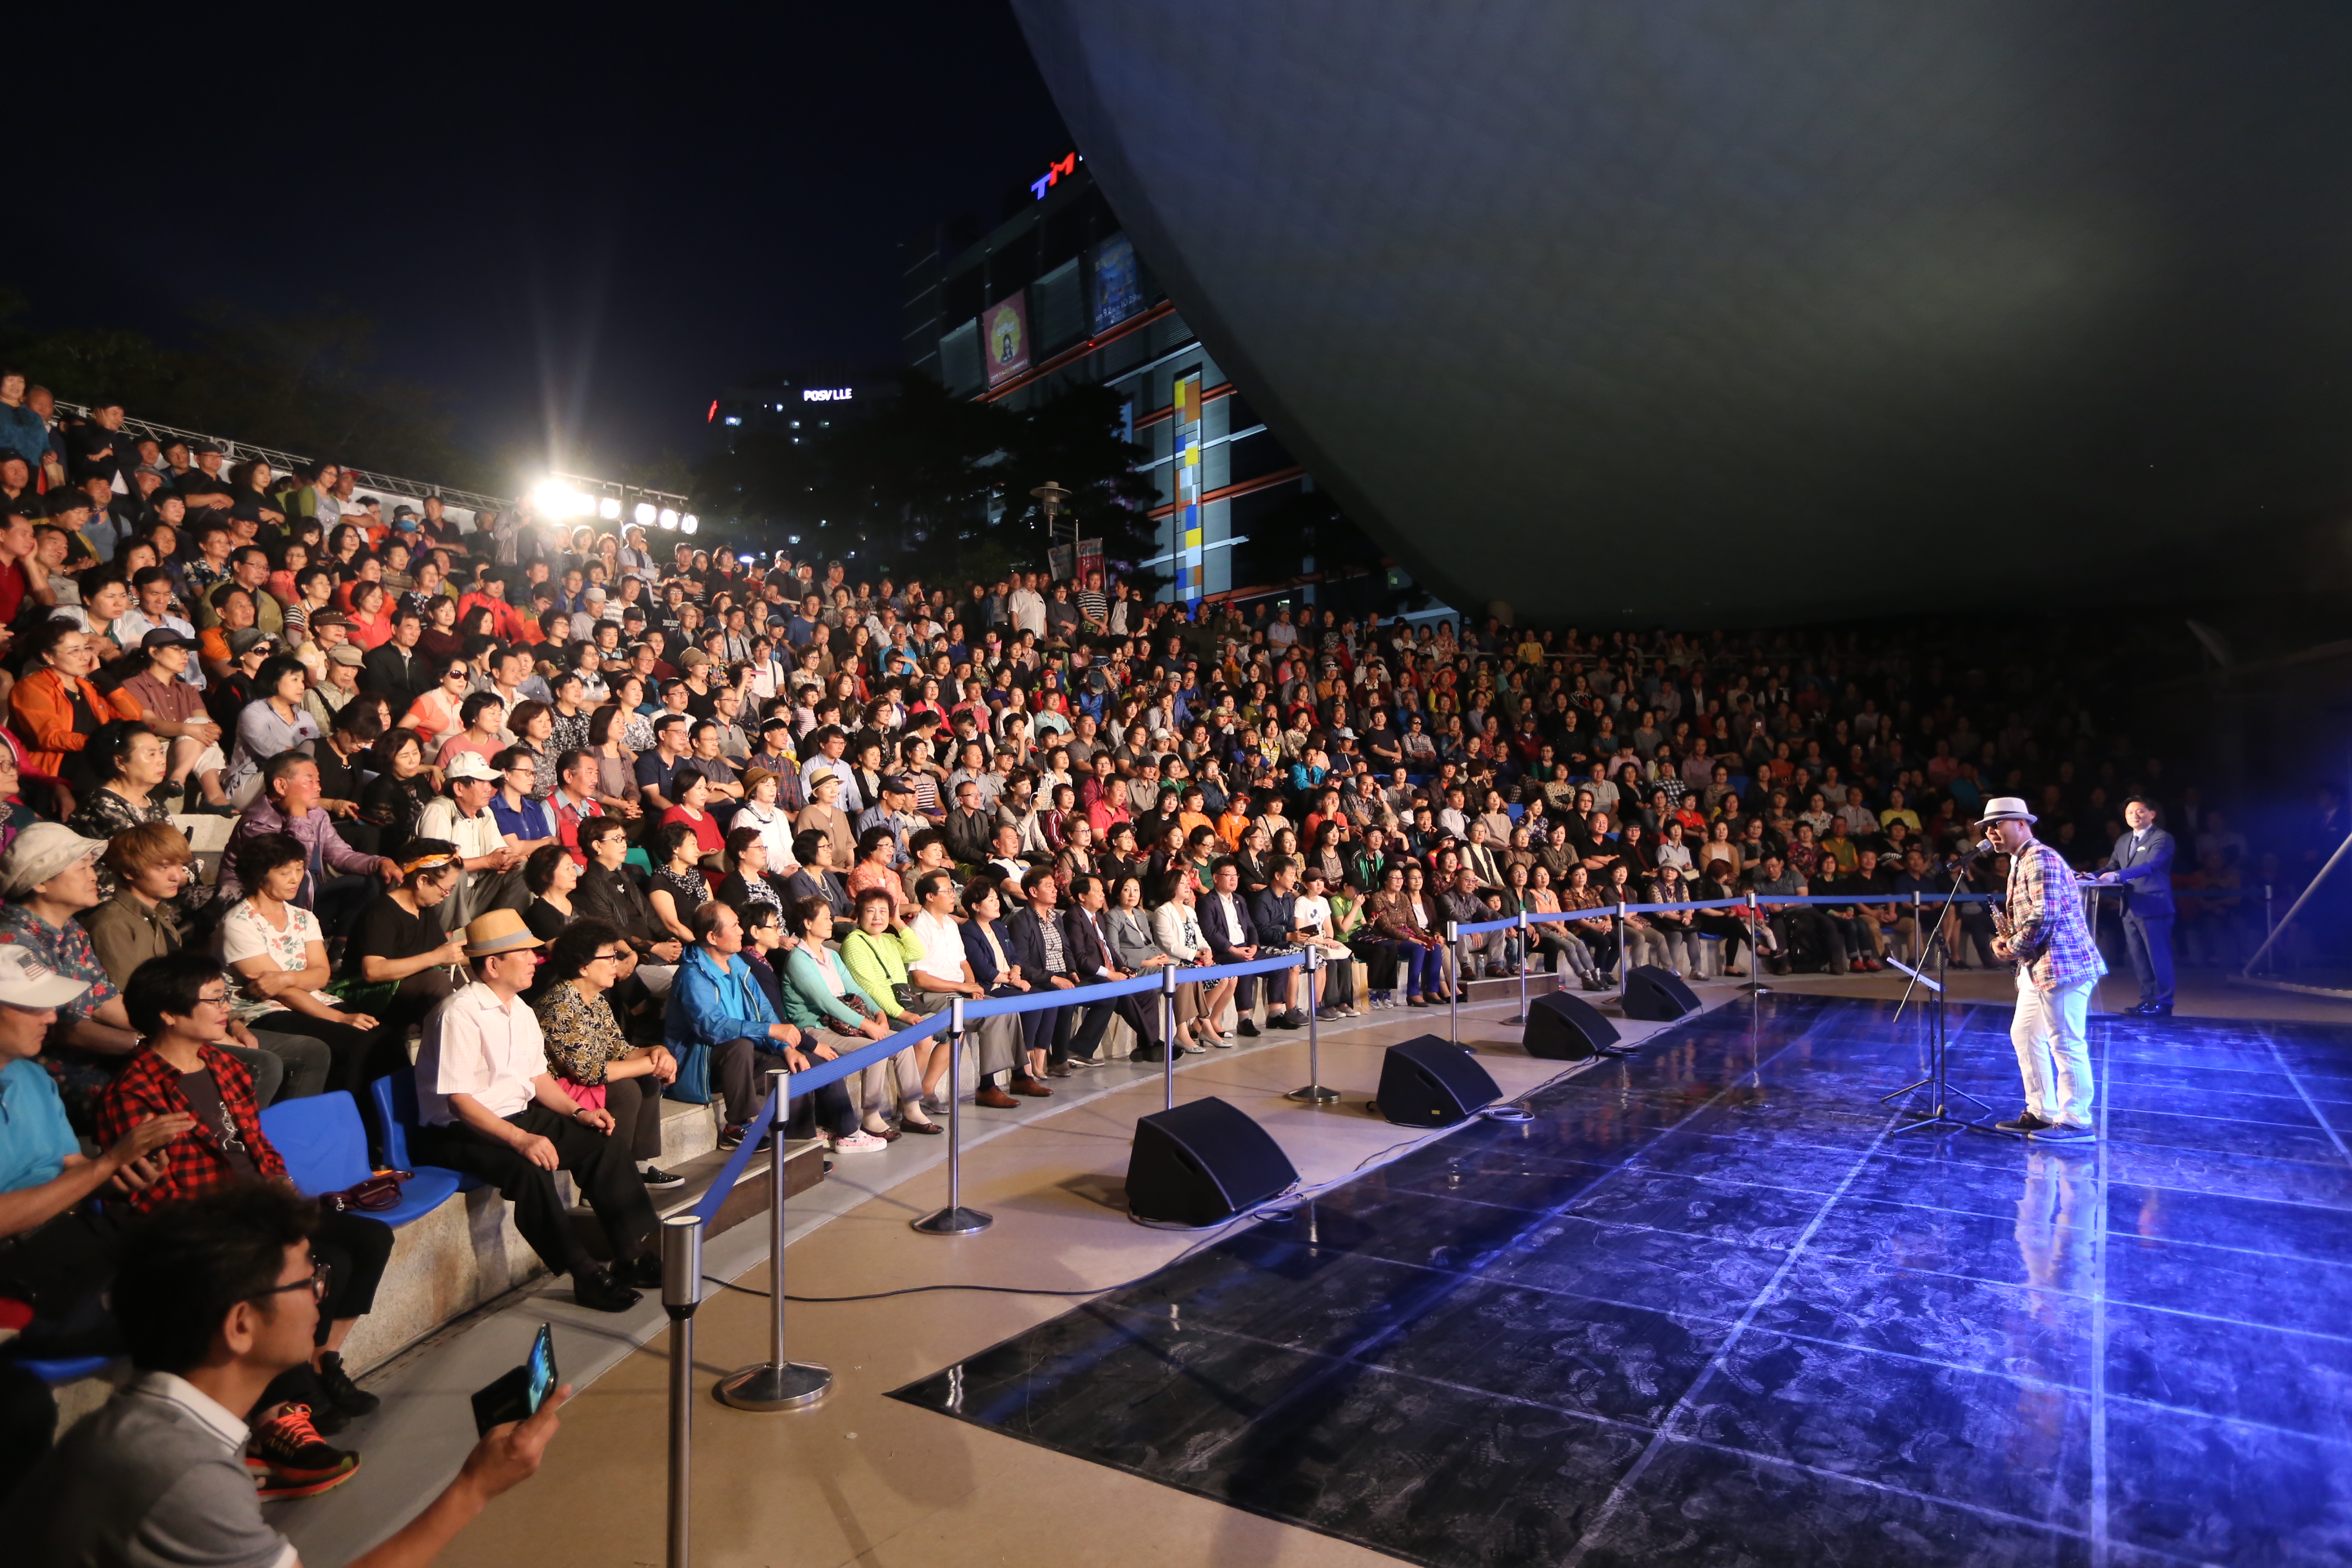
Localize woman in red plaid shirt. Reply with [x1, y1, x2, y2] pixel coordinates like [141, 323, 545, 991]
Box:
[93, 953, 395, 1493]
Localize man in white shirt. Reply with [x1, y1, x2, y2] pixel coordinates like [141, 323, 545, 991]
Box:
[418, 754, 528, 931]
[1006, 571, 1046, 638]
[411, 910, 657, 1311]
[799, 724, 862, 812]
[903, 868, 1020, 1094]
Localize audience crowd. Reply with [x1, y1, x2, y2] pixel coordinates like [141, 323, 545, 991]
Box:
[0, 378, 2339, 1554]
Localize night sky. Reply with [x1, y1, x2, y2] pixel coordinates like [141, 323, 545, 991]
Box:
[10, 4, 1068, 484]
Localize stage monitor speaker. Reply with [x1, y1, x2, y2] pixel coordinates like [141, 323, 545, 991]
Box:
[1375, 1036, 1501, 1127]
[1622, 965, 1700, 1021]
[1126, 1096, 1300, 1227]
[1524, 991, 1621, 1059]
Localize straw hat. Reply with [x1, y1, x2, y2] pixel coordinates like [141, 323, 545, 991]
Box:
[462, 909, 544, 957]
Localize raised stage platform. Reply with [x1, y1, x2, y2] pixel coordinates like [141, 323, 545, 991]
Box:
[892, 994, 2352, 1566]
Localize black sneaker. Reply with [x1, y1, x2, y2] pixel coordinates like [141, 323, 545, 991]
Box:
[639, 1164, 687, 1189]
[717, 1123, 747, 1150]
[1993, 1112, 2051, 1135]
[314, 1351, 380, 1425]
[1236, 1019, 1260, 1037]
[2032, 1122, 2095, 1143]
[573, 1262, 642, 1313]
[246, 1406, 362, 1498]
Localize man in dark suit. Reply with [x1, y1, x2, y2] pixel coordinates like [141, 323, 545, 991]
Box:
[1004, 875, 1088, 1075]
[1199, 856, 1275, 1035]
[1049, 873, 1164, 1063]
[1246, 858, 1314, 1027]
[362, 605, 434, 713]
[2100, 794, 2176, 1015]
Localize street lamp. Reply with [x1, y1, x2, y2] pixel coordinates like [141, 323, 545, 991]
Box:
[1025, 482, 1072, 562]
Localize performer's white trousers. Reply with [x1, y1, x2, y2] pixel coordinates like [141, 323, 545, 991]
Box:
[2012, 972, 2097, 1127]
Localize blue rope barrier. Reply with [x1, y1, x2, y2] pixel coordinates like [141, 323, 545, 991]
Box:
[1451, 890, 2010, 935]
[683, 950, 1317, 1225]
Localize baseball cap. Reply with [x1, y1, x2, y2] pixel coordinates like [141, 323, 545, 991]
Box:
[328, 645, 365, 667]
[0, 943, 92, 1009]
[446, 753, 501, 783]
[140, 627, 195, 652]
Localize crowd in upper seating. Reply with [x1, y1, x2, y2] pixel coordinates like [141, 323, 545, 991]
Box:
[0, 375, 2336, 1554]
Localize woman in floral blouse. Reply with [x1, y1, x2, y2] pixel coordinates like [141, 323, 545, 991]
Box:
[533, 919, 683, 1190]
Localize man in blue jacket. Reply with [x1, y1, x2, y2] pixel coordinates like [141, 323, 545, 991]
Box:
[2099, 795, 2176, 1015]
[667, 901, 850, 1146]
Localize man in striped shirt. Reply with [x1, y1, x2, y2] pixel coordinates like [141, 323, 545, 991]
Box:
[1983, 796, 2102, 1141]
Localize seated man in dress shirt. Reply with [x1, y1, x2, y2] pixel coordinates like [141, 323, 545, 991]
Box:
[411, 910, 656, 1312]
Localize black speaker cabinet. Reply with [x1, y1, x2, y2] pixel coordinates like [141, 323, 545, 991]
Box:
[1126, 1096, 1300, 1227]
[1622, 965, 1701, 1021]
[1375, 1036, 1500, 1126]
[1524, 990, 1622, 1059]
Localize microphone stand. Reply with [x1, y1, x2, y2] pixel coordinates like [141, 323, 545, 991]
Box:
[1882, 843, 1996, 1134]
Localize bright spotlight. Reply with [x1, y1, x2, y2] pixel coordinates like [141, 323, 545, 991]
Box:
[531, 480, 566, 514]
[634, 502, 656, 527]
[658, 509, 680, 530]
[680, 514, 698, 535]
[598, 496, 621, 521]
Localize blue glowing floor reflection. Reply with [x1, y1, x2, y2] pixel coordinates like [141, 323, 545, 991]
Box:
[889, 995, 2352, 1566]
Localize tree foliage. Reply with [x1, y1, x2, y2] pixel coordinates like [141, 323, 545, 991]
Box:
[0, 284, 496, 491]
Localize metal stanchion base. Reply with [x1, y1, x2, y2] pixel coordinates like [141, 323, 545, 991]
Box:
[1485, 1106, 1534, 1122]
[911, 1206, 994, 1235]
[1285, 1084, 1341, 1104]
[716, 1360, 832, 1411]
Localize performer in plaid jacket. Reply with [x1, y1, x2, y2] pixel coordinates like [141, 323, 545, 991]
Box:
[1982, 796, 2102, 1141]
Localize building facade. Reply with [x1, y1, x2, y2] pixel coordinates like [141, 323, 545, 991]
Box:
[902, 157, 1335, 605]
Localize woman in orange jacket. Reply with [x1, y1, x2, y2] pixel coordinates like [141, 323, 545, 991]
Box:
[10, 620, 141, 780]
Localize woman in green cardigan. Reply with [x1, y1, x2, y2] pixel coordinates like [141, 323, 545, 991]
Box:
[778, 894, 931, 1140]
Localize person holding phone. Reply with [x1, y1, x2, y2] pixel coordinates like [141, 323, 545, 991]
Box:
[5, 1184, 572, 1567]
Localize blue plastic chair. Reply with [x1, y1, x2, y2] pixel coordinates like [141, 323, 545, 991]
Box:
[18, 1355, 111, 1384]
[368, 1076, 485, 1202]
[263, 1090, 462, 1226]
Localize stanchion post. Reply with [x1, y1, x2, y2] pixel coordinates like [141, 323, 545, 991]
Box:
[718, 1070, 832, 1411]
[661, 1214, 702, 1568]
[1288, 948, 1338, 1103]
[2264, 884, 2275, 973]
[912, 1001, 992, 1235]
[1161, 964, 1178, 1109]
[1507, 909, 1530, 1024]
[1616, 900, 1629, 992]
[1745, 889, 1769, 993]
[1446, 919, 1461, 1046]
[1910, 888, 1922, 966]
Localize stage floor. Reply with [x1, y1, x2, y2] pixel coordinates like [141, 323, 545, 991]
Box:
[891, 994, 2352, 1567]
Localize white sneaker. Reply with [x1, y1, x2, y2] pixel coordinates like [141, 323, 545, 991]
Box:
[830, 1131, 890, 1155]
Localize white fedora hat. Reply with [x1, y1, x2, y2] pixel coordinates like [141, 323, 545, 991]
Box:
[1976, 795, 2037, 824]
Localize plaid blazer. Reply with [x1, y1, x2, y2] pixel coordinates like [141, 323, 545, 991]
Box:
[2004, 839, 2107, 992]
